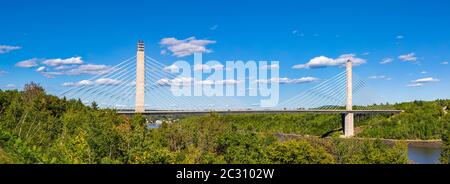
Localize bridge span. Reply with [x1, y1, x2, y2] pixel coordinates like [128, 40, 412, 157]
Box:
[117, 109, 404, 116]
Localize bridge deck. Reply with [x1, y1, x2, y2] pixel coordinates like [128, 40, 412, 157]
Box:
[117, 109, 403, 116]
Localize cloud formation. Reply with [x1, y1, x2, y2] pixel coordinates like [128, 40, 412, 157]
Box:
[380, 58, 393, 64]
[0, 70, 8, 76]
[412, 77, 439, 83]
[15, 58, 39, 68]
[63, 80, 94, 87]
[160, 37, 216, 57]
[407, 77, 439, 87]
[1, 84, 17, 89]
[209, 25, 218, 30]
[42, 57, 83, 66]
[292, 54, 366, 69]
[156, 77, 194, 86]
[95, 78, 121, 85]
[193, 64, 225, 71]
[163, 64, 180, 73]
[36, 66, 46, 72]
[406, 83, 423, 87]
[0, 45, 21, 54]
[368, 75, 392, 80]
[63, 78, 121, 87]
[398, 53, 417, 62]
[256, 77, 319, 84]
[65, 64, 111, 75]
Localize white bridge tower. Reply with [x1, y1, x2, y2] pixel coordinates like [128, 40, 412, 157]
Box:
[343, 59, 354, 137]
[135, 41, 145, 113]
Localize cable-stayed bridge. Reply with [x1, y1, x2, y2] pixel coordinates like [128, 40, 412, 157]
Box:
[58, 41, 402, 137]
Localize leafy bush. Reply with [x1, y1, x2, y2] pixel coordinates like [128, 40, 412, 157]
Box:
[266, 140, 335, 164]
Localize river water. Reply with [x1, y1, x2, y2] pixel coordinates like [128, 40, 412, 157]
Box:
[408, 144, 441, 164]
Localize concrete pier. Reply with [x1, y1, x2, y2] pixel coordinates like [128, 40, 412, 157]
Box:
[135, 41, 145, 113]
[344, 59, 354, 137]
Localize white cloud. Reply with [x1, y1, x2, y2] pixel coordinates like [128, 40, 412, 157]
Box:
[164, 64, 180, 73]
[65, 64, 111, 75]
[62, 80, 94, 87]
[412, 77, 439, 83]
[15, 58, 39, 68]
[256, 77, 319, 84]
[380, 58, 393, 64]
[420, 71, 427, 74]
[63, 78, 121, 87]
[54, 65, 77, 70]
[156, 77, 193, 86]
[39, 71, 64, 78]
[292, 30, 305, 36]
[42, 57, 83, 66]
[369, 75, 386, 79]
[95, 78, 121, 85]
[40, 73, 56, 79]
[369, 75, 392, 80]
[160, 50, 167, 55]
[41, 64, 111, 78]
[260, 64, 279, 70]
[361, 52, 370, 56]
[442, 61, 449, 65]
[0, 70, 7, 76]
[398, 53, 417, 62]
[160, 37, 216, 57]
[406, 83, 423, 87]
[36, 66, 46, 72]
[194, 64, 225, 71]
[292, 30, 304, 37]
[407, 77, 440, 87]
[4, 84, 16, 89]
[293, 54, 366, 69]
[0, 45, 21, 54]
[396, 35, 404, 39]
[210, 25, 219, 30]
[293, 56, 333, 69]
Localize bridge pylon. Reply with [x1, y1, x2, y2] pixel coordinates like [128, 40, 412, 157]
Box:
[135, 41, 145, 113]
[343, 59, 354, 137]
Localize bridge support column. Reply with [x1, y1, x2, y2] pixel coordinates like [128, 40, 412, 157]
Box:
[135, 41, 145, 113]
[343, 59, 354, 137]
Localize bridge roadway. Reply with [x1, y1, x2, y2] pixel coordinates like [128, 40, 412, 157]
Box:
[117, 109, 404, 116]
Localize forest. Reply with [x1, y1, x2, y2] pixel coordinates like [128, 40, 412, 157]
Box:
[0, 83, 448, 164]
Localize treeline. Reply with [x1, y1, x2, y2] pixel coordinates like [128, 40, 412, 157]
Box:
[357, 100, 450, 140]
[0, 83, 447, 164]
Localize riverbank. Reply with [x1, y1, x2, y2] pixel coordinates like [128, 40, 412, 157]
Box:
[274, 132, 442, 148]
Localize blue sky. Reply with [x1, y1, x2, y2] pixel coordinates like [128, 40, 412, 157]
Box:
[0, 0, 449, 106]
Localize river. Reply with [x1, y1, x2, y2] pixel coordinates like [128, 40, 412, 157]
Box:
[408, 144, 441, 164]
